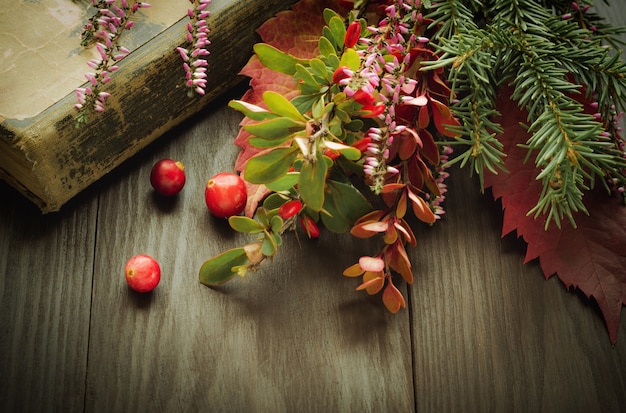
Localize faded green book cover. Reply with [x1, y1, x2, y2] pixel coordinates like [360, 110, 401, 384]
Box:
[0, 0, 296, 212]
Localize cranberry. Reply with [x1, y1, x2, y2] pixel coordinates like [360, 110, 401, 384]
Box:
[124, 254, 161, 293]
[205, 172, 247, 218]
[150, 159, 186, 196]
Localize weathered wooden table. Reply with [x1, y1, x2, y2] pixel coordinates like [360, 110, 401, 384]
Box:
[1, 3, 626, 413]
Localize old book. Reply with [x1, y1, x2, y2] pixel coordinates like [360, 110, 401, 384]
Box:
[0, 0, 297, 212]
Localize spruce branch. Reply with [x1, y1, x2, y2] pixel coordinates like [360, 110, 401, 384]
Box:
[422, 0, 626, 228]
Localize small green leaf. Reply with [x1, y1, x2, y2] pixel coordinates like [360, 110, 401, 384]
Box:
[270, 215, 283, 233]
[199, 248, 248, 286]
[244, 117, 305, 141]
[295, 64, 321, 95]
[319, 36, 336, 57]
[328, 16, 347, 49]
[228, 100, 277, 121]
[263, 193, 289, 210]
[323, 8, 342, 25]
[264, 172, 300, 192]
[321, 180, 373, 233]
[323, 140, 361, 161]
[322, 26, 338, 50]
[299, 156, 328, 212]
[263, 91, 307, 122]
[254, 43, 307, 75]
[249, 136, 293, 148]
[261, 234, 277, 256]
[292, 94, 321, 114]
[245, 147, 299, 184]
[339, 47, 361, 71]
[228, 216, 265, 233]
[310, 58, 330, 83]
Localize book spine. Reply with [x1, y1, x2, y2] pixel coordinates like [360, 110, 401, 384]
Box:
[0, 0, 299, 212]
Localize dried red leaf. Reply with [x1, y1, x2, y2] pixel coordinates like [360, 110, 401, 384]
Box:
[357, 272, 385, 295]
[233, 0, 339, 207]
[484, 88, 626, 344]
[382, 280, 406, 313]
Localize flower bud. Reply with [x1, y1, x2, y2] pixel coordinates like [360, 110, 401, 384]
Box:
[278, 200, 303, 219]
[344, 21, 361, 48]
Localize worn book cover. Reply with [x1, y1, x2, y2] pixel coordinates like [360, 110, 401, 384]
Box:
[0, 0, 297, 212]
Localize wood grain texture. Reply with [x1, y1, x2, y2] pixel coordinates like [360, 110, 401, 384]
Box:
[1, 2, 626, 413]
[410, 167, 626, 412]
[0, 0, 299, 213]
[84, 92, 414, 412]
[0, 185, 98, 411]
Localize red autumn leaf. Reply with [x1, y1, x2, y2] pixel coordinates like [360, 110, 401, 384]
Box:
[382, 279, 406, 313]
[232, 0, 340, 215]
[357, 271, 385, 295]
[483, 89, 626, 344]
[233, 0, 337, 171]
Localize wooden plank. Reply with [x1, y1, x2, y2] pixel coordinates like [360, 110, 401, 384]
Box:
[85, 93, 415, 412]
[0, 183, 98, 411]
[409, 167, 626, 412]
[0, 0, 298, 213]
[410, 3, 626, 411]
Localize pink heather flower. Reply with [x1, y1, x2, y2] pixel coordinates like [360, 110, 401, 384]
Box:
[179, 0, 212, 97]
[76, 0, 150, 125]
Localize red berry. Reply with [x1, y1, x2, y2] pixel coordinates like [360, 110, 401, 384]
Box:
[150, 159, 186, 196]
[205, 172, 247, 218]
[125, 254, 161, 293]
[300, 215, 321, 238]
[278, 200, 303, 219]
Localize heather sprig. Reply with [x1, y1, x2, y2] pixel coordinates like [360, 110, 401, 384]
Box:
[176, 0, 212, 97]
[75, 0, 150, 126]
[200, 0, 458, 312]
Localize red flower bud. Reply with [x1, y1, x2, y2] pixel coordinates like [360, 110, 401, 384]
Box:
[344, 21, 361, 48]
[332, 66, 352, 84]
[353, 137, 372, 153]
[353, 89, 376, 106]
[278, 200, 303, 219]
[300, 215, 321, 238]
[361, 104, 385, 118]
[324, 148, 341, 160]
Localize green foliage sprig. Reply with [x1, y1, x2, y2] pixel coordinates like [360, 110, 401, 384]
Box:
[423, 0, 626, 228]
[199, 0, 626, 313]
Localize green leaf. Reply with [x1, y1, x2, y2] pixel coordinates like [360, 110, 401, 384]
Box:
[248, 136, 293, 148]
[322, 26, 339, 51]
[263, 193, 289, 210]
[328, 16, 346, 49]
[261, 233, 278, 256]
[323, 8, 342, 25]
[292, 94, 321, 114]
[323, 140, 361, 160]
[321, 180, 373, 233]
[199, 248, 248, 286]
[228, 216, 265, 233]
[245, 147, 299, 184]
[228, 100, 277, 121]
[264, 172, 300, 192]
[262, 91, 307, 122]
[270, 215, 283, 233]
[295, 64, 321, 95]
[319, 35, 337, 57]
[310, 58, 330, 83]
[339, 47, 361, 71]
[299, 156, 328, 211]
[254, 43, 307, 75]
[244, 117, 305, 140]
